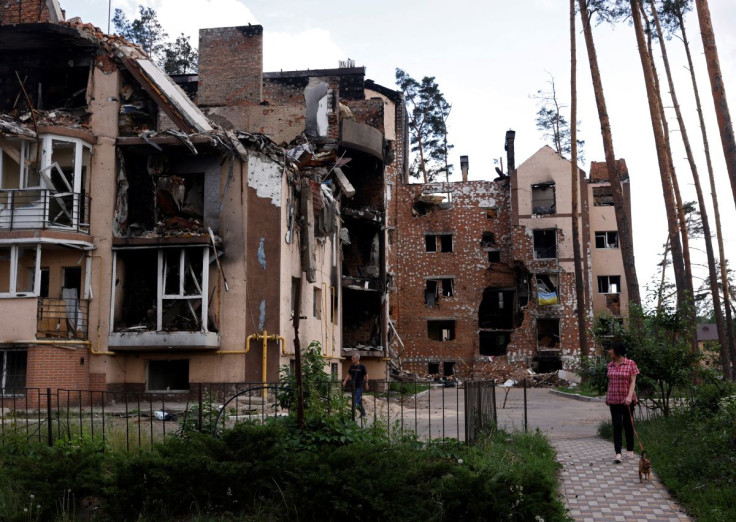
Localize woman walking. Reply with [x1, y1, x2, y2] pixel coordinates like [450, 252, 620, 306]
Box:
[605, 339, 639, 463]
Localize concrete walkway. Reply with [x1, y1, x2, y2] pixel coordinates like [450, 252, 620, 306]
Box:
[495, 388, 692, 521]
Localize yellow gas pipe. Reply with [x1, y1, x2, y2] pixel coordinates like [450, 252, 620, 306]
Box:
[243, 331, 285, 398]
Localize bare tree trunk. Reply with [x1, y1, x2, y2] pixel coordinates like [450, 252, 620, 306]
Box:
[656, 235, 670, 314]
[678, 7, 735, 380]
[628, 0, 688, 310]
[571, 0, 589, 356]
[577, 0, 641, 310]
[650, 1, 730, 374]
[695, 0, 736, 211]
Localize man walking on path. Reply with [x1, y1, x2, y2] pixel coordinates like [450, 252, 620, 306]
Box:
[343, 354, 369, 418]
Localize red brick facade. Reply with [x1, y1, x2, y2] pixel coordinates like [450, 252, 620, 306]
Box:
[1, 0, 57, 25]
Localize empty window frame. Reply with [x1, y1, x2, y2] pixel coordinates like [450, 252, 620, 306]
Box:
[595, 231, 619, 248]
[425, 278, 454, 306]
[147, 359, 189, 391]
[313, 287, 322, 319]
[481, 232, 496, 248]
[427, 320, 455, 341]
[478, 288, 515, 329]
[593, 186, 614, 206]
[537, 318, 560, 348]
[531, 183, 556, 215]
[533, 229, 557, 259]
[425, 233, 453, 253]
[485, 208, 498, 219]
[112, 247, 209, 332]
[0, 348, 27, 394]
[0, 244, 40, 296]
[41, 136, 91, 229]
[428, 362, 440, 374]
[479, 331, 511, 356]
[536, 274, 559, 306]
[488, 251, 501, 263]
[597, 275, 621, 294]
[443, 361, 455, 376]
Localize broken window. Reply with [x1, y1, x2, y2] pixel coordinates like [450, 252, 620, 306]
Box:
[485, 208, 498, 219]
[427, 320, 455, 341]
[0, 244, 40, 296]
[537, 318, 560, 349]
[595, 231, 619, 248]
[593, 186, 614, 206]
[533, 229, 557, 259]
[598, 275, 621, 294]
[425, 233, 453, 253]
[313, 287, 322, 319]
[443, 361, 455, 376]
[531, 183, 555, 215]
[481, 232, 496, 248]
[0, 348, 27, 394]
[488, 251, 501, 263]
[0, 136, 90, 231]
[147, 359, 189, 391]
[479, 331, 510, 356]
[428, 362, 440, 375]
[536, 274, 559, 305]
[478, 287, 515, 329]
[425, 278, 454, 307]
[113, 247, 211, 332]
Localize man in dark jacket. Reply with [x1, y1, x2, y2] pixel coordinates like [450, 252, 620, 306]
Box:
[343, 354, 369, 418]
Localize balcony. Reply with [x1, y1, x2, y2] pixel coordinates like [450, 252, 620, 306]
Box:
[0, 189, 90, 233]
[36, 297, 89, 339]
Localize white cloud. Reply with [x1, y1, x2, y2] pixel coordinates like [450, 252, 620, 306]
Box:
[264, 29, 345, 72]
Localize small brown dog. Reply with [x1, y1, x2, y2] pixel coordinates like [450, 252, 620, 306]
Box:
[638, 451, 652, 482]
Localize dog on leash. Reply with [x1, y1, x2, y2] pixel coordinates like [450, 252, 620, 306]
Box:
[638, 451, 652, 482]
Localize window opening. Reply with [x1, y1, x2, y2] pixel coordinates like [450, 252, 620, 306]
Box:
[425, 234, 453, 253]
[537, 318, 560, 349]
[597, 275, 621, 294]
[531, 183, 556, 214]
[536, 274, 559, 305]
[533, 229, 557, 259]
[0, 244, 40, 296]
[439, 235, 453, 252]
[428, 362, 440, 375]
[478, 287, 515, 329]
[147, 359, 189, 391]
[593, 186, 614, 206]
[291, 277, 300, 318]
[488, 251, 501, 263]
[443, 361, 455, 376]
[485, 208, 498, 219]
[427, 320, 455, 341]
[595, 231, 619, 248]
[479, 331, 510, 356]
[0, 348, 27, 394]
[425, 278, 454, 307]
[313, 287, 322, 319]
[481, 232, 496, 248]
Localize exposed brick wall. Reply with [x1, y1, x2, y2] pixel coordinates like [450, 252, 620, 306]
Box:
[1, 0, 55, 24]
[25, 345, 90, 391]
[393, 180, 517, 378]
[198, 25, 263, 107]
[344, 99, 385, 133]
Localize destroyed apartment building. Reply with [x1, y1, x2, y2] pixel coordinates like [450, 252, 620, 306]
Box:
[0, 0, 403, 395]
[390, 133, 633, 380]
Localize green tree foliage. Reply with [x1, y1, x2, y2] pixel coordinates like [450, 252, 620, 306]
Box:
[113, 5, 198, 74]
[533, 75, 585, 162]
[395, 68, 453, 183]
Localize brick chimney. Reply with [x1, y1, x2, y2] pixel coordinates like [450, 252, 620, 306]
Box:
[2, 0, 64, 25]
[505, 130, 516, 172]
[460, 155, 469, 182]
[198, 25, 263, 107]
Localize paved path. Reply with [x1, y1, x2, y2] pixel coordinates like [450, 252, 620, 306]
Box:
[496, 388, 691, 522]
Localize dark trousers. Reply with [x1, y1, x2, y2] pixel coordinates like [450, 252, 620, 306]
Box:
[609, 403, 635, 454]
[351, 386, 365, 417]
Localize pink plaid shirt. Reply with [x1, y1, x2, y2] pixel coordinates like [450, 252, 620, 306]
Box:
[606, 358, 639, 405]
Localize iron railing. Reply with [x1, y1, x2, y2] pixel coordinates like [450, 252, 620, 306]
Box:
[0, 381, 502, 449]
[36, 297, 89, 339]
[0, 189, 91, 233]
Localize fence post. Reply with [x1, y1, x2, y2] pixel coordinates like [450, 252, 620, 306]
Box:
[46, 388, 53, 447]
[523, 378, 528, 433]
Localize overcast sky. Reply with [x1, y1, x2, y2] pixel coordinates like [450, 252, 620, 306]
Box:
[60, 0, 736, 306]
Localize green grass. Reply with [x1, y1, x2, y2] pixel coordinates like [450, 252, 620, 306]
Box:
[555, 384, 601, 398]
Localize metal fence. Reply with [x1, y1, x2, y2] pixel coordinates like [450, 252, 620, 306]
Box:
[0, 380, 502, 449]
[0, 189, 91, 233]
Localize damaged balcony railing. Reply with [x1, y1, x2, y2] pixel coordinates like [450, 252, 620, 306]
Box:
[37, 297, 89, 339]
[0, 189, 91, 233]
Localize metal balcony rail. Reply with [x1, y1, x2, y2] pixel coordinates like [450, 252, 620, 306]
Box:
[0, 189, 91, 233]
[37, 297, 89, 339]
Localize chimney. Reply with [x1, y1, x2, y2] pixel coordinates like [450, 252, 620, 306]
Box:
[505, 130, 516, 172]
[460, 155, 469, 182]
[198, 25, 263, 107]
